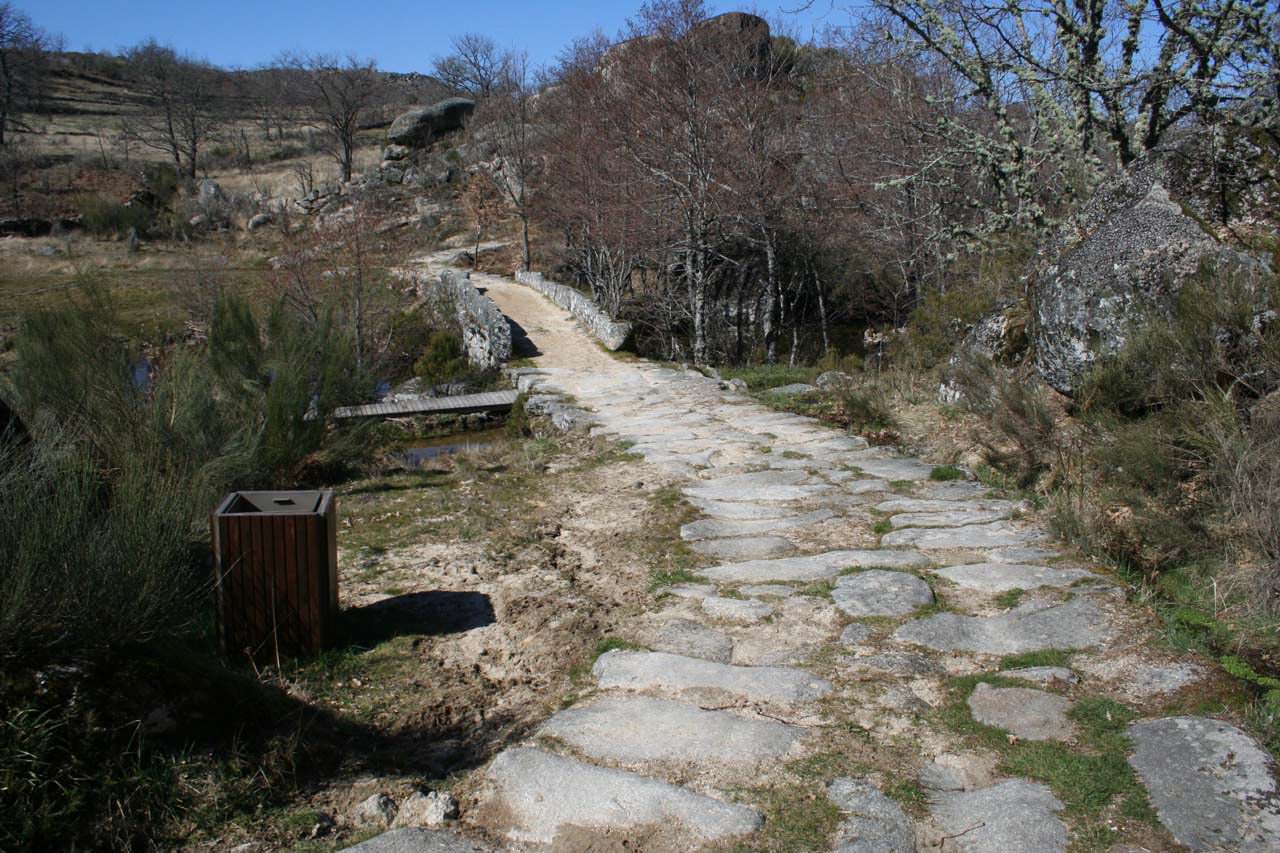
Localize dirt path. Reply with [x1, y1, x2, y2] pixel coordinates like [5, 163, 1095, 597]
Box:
[353, 267, 1280, 853]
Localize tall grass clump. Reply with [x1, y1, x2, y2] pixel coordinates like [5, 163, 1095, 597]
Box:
[0, 436, 209, 656]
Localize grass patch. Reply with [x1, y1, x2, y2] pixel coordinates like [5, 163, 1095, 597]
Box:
[718, 364, 819, 391]
[648, 567, 701, 592]
[994, 587, 1026, 609]
[781, 450, 808, 459]
[651, 485, 686, 510]
[732, 751, 857, 852]
[999, 649, 1077, 670]
[937, 676, 1158, 844]
[798, 579, 836, 598]
[882, 779, 928, 815]
[929, 464, 965, 481]
[871, 519, 893, 535]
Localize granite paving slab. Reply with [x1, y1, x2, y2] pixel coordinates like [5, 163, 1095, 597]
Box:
[592, 650, 832, 704]
[484, 748, 761, 846]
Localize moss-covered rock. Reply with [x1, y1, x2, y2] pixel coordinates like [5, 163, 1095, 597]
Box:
[1030, 126, 1277, 394]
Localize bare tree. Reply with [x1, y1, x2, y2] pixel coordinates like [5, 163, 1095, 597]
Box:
[461, 172, 503, 263]
[432, 34, 507, 98]
[243, 65, 301, 141]
[0, 2, 60, 146]
[479, 51, 539, 270]
[121, 41, 225, 179]
[282, 54, 383, 183]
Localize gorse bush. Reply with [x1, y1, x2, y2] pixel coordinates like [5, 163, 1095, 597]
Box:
[0, 283, 369, 658]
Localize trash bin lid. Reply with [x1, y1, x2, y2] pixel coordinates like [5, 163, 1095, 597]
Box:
[220, 491, 326, 515]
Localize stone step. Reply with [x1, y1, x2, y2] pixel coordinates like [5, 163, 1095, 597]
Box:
[932, 562, 1094, 593]
[483, 747, 761, 846]
[888, 509, 1011, 529]
[701, 549, 931, 583]
[702, 596, 775, 622]
[1128, 716, 1280, 851]
[592, 650, 832, 704]
[874, 497, 1017, 514]
[827, 778, 914, 853]
[689, 535, 798, 561]
[846, 456, 938, 481]
[893, 598, 1112, 654]
[882, 522, 1047, 550]
[687, 498, 803, 520]
[539, 695, 802, 769]
[831, 569, 935, 617]
[929, 780, 1067, 852]
[683, 482, 834, 503]
[680, 509, 835, 541]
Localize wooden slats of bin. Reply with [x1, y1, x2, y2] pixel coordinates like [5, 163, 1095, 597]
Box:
[212, 490, 337, 661]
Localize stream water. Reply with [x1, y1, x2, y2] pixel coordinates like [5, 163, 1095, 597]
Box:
[396, 425, 505, 467]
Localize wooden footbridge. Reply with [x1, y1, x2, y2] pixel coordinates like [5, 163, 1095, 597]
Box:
[331, 389, 518, 420]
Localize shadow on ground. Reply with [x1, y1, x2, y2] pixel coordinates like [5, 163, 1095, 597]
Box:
[342, 591, 496, 645]
[506, 316, 541, 359]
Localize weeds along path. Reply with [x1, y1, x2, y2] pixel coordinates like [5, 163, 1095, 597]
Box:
[364, 265, 1280, 852]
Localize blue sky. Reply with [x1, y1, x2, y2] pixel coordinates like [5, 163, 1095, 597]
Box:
[25, 1, 852, 72]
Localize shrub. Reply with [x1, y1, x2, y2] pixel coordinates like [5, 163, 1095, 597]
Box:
[814, 350, 863, 374]
[0, 435, 208, 658]
[78, 194, 153, 237]
[896, 283, 1001, 369]
[954, 355, 1059, 488]
[414, 331, 467, 385]
[838, 384, 898, 434]
[1, 286, 371, 656]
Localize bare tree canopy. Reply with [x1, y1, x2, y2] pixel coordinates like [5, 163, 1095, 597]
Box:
[432, 33, 508, 98]
[279, 53, 383, 183]
[0, 2, 61, 146]
[120, 40, 226, 179]
[868, 0, 1280, 216]
[477, 50, 539, 270]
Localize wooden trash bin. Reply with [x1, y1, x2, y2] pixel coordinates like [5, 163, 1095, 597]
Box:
[212, 490, 338, 660]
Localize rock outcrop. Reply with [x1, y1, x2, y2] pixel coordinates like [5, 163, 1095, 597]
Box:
[387, 98, 476, 148]
[1029, 127, 1275, 394]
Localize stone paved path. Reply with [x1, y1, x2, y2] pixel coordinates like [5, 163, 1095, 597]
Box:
[367, 263, 1280, 852]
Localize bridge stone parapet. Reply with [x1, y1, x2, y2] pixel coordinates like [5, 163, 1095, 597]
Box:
[514, 270, 632, 351]
[423, 269, 513, 369]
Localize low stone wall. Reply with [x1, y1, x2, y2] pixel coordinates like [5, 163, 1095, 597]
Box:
[425, 269, 512, 369]
[514, 270, 632, 351]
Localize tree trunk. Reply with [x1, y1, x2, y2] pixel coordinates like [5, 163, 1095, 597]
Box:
[814, 270, 831, 356]
[763, 236, 779, 364]
[688, 244, 707, 365]
[519, 212, 531, 272]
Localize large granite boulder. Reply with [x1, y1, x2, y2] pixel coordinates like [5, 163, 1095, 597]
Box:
[1030, 127, 1275, 395]
[387, 98, 476, 148]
